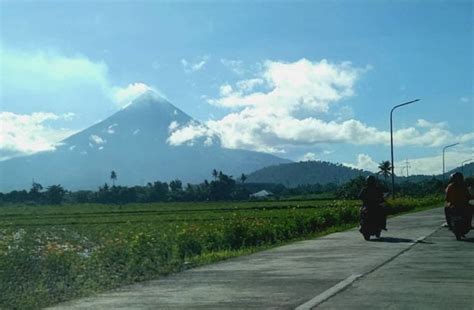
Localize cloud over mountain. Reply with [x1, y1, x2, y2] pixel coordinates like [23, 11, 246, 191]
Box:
[1, 47, 155, 110]
[169, 58, 474, 153]
[0, 47, 159, 158]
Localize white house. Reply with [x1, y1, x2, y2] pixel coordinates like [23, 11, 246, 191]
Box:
[250, 190, 274, 199]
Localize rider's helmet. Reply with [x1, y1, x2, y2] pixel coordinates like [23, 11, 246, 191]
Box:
[449, 172, 464, 185]
[366, 175, 376, 186]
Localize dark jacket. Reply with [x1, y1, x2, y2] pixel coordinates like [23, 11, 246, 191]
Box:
[358, 186, 384, 209]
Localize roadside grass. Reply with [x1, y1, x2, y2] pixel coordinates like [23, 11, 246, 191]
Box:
[0, 196, 442, 309]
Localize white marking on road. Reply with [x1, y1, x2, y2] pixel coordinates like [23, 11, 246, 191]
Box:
[295, 274, 362, 310]
[414, 236, 426, 243]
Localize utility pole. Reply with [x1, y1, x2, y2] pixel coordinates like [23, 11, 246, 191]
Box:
[404, 159, 411, 178]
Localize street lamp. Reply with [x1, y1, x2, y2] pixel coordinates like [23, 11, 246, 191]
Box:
[390, 99, 420, 198]
[442, 143, 459, 182]
[461, 159, 473, 175]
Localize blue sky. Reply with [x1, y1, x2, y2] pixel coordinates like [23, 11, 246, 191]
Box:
[0, 0, 472, 175]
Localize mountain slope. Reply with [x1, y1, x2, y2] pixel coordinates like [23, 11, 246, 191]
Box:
[247, 161, 371, 187]
[247, 161, 474, 187]
[0, 92, 290, 191]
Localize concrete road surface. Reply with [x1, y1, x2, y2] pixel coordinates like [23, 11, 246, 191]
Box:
[49, 207, 474, 310]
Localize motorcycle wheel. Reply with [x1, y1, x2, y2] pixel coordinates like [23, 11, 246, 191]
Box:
[455, 233, 462, 241]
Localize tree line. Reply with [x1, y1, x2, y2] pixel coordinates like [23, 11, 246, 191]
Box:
[0, 170, 250, 205]
[0, 167, 459, 205]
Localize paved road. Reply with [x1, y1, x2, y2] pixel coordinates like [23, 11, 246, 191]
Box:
[317, 227, 474, 310]
[49, 207, 474, 310]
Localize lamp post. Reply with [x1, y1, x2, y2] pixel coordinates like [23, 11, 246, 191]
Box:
[442, 143, 459, 182]
[390, 99, 419, 198]
[461, 159, 473, 175]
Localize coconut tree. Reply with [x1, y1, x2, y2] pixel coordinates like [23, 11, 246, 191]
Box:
[378, 161, 392, 184]
[212, 169, 218, 180]
[110, 170, 117, 186]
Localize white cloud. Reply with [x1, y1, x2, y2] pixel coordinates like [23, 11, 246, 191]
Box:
[106, 124, 118, 134]
[112, 82, 154, 108]
[181, 56, 209, 73]
[192, 60, 207, 71]
[208, 59, 363, 112]
[392, 120, 474, 147]
[168, 121, 179, 133]
[0, 112, 76, 160]
[344, 148, 474, 176]
[169, 58, 474, 153]
[300, 152, 318, 161]
[219, 84, 233, 96]
[62, 112, 75, 121]
[89, 134, 105, 145]
[415, 119, 446, 129]
[396, 148, 473, 175]
[167, 122, 213, 146]
[236, 78, 264, 92]
[204, 137, 214, 147]
[170, 59, 367, 152]
[344, 154, 379, 172]
[169, 108, 473, 153]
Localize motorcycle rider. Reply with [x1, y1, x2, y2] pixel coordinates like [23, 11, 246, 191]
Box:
[359, 175, 387, 231]
[445, 172, 473, 238]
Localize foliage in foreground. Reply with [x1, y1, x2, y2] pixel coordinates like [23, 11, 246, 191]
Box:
[0, 197, 442, 309]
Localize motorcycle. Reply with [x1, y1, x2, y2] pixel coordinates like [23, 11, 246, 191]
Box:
[359, 205, 385, 241]
[449, 207, 471, 241]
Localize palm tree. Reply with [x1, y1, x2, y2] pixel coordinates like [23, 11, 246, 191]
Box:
[110, 170, 117, 186]
[378, 161, 392, 183]
[212, 169, 218, 180]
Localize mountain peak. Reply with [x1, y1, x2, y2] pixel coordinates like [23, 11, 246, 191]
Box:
[124, 90, 169, 110]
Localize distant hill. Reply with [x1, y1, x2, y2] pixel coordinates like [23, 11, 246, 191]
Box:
[0, 91, 290, 191]
[246, 161, 371, 187]
[246, 161, 474, 188]
[396, 162, 474, 183]
[446, 162, 474, 179]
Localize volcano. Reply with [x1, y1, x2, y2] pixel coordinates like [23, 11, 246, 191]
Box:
[0, 91, 290, 191]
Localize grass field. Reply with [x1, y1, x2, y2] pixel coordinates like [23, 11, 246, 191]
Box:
[0, 196, 442, 309]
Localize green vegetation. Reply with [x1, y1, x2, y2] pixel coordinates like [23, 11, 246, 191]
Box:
[247, 160, 370, 187]
[0, 196, 442, 309]
[0, 169, 453, 206]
